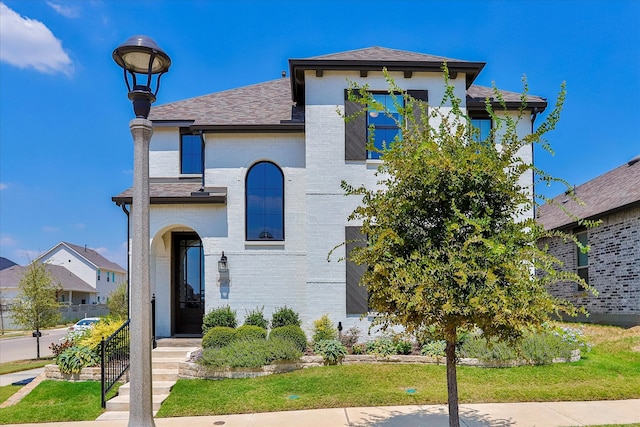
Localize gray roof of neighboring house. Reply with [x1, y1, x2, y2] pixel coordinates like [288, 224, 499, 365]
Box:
[38, 242, 126, 274]
[149, 47, 546, 129]
[0, 264, 96, 294]
[537, 158, 640, 230]
[0, 257, 17, 271]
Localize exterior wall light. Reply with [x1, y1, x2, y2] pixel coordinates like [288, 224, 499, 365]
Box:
[218, 252, 229, 273]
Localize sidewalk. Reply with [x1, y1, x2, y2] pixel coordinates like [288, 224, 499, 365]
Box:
[2, 399, 639, 426]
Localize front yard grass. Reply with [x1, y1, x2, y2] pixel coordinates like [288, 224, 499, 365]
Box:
[157, 325, 640, 417]
[0, 358, 53, 375]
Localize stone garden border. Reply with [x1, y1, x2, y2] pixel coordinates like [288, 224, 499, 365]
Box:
[178, 350, 580, 380]
[44, 364, 129, 383]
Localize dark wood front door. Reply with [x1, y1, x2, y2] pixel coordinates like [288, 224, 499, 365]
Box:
[173, 233, 204, 335]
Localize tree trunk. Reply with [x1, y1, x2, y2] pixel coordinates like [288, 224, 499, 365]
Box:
[446, 334, 460, 427]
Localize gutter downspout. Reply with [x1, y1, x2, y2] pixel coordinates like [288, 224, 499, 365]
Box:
[531, 107, 540, 219]
[119, 202, 131, 318]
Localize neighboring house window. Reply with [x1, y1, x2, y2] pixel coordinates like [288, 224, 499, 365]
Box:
[112, 272, 115, 282]
[576, 231, 588, 290]
[181, 131, 202, 174]
[107, 273, 110, 282]
[470, 118, 492, 143]
[246, 161, 284, 241]
[97, 296, 100, 303]
[345, 90, 427, 161]
[346, 226, 367, 315]
[97, 270, 101, 281]
[61, 294, 65, 302]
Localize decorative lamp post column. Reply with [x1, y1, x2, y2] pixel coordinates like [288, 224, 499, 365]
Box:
[112, 35, 170, 427]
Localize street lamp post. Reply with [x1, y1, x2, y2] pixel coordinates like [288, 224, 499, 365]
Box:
[113, 35, 170, 427]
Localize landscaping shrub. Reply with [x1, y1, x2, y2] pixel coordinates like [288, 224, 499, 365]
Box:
[313, 339, 347, 365]
[269, 325, 307, 352]
[56, 346, 100, 374]
[312, 314, 337, 343]
[351, 343, 366, 355]
[198, 338, 302, 368]
[421, 340, 446, 358]
[203, 306, 237, 333]
[77, 317, 126, 350]
[50, 338, 74, 358]
[459, 335, 518, 362]
[202, 327, 238, 349]
[243, 306, 269, 329]
[395, 340, 413, 355]
[339, 326, 361, 349]
[270, 306, 301, 328]
[366, 337, 396, 356]
[236, 325, 267, 341]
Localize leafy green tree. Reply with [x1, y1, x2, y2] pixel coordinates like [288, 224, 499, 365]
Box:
[12, 262, 62, 358]
[340, 68, 595, 427]
[107, 281, 128, 319]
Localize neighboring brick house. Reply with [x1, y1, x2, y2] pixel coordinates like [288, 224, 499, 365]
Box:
[112, 47, 547, 337]
[537, 157, 640, 327]
[35, 242, 126, 304]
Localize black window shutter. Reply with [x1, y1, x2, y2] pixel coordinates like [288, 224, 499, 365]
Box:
[345, 226, 367, 315]
[344, 89, 366, 161]
[406, 90, 428, 131]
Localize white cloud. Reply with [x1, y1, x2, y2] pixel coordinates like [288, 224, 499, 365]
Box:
[0, 183, 7, 190]
[46, 1, 79, 19]
[0, 235, 17, 246]
[73, 223, 86, 230]
[0, 3, 74, 76]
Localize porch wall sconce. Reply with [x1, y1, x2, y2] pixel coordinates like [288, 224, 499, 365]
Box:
[218, 251, 229, 273]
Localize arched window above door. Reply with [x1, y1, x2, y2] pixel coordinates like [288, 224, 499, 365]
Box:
[246, 161, 284, 241]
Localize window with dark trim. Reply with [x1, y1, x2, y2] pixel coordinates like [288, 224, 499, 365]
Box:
[367, 93, 403, 160]
[246, 161, 284, 241]
[180, 131, 202, 174]
[470, 118, 492, 143]
[345, 90, 427, 161]
[576, 230, 588, 290]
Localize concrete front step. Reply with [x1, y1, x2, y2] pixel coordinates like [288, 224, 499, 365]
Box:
[152, 347, 198, 359]
[152, 368, 180, 381]
[106, 393, 170, 412]
[152, 358, 185, 369]
[117, 380, 175, 396]
[156, 338, 202, 347]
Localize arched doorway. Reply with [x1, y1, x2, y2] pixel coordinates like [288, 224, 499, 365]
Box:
[172, 232, 204, 335]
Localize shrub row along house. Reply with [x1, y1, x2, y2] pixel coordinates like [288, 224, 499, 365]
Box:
[537, 157, 640, 327]
[112, 47, 548, 337]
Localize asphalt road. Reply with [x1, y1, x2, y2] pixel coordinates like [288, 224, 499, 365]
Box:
[0, 328, 68, 362]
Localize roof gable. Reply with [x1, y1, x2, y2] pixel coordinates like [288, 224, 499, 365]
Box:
[0, 264, 96, 293]
[36, 242, 125, 273]
[537, 159, 640, 230]
[307, 46, 461, 62]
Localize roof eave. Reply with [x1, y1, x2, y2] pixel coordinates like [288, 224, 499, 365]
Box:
[191, 124, 304, 133]
[467, 99, 548, 112]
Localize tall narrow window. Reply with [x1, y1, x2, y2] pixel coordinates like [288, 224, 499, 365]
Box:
[470, 118, 492, 143]
[97, 270, 101, 281]
[576, 231, 588, 289]
[367, 93, 403, 159]
[181, 133, 202, 174]
[246, 161, 284, 241]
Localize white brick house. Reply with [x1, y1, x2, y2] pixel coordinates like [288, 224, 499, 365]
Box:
[537, 158, 640, 327]
[113, 47, 547, 337]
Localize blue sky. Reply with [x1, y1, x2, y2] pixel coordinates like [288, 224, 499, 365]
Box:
[1, 0, 639, 268]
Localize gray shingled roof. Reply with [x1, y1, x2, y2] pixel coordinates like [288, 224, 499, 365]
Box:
[467, 85, 547, 109]
[0, 257, 17, 271]
[60, 242, 126, 273]
[112, 184, 226, 205]
[308, 46, 462, 63]
[537, 159, 640, 230]
[0, 264, 96, 293]
[149, 78, 298, 127]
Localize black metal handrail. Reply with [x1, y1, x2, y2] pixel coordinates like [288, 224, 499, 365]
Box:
[101, 318, 130, 408]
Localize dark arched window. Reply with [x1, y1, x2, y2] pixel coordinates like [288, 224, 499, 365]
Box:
[246, 161, 284, 241]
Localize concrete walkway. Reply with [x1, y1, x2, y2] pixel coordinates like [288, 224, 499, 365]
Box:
[1, 400, 639, 426]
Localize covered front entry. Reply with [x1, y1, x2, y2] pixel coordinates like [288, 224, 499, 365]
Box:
[172, 232, 204, 335]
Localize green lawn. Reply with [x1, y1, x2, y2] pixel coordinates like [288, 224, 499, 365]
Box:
[0, 358, 53, 375]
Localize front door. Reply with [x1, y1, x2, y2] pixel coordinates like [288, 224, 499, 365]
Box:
[173, 233, 204, 335]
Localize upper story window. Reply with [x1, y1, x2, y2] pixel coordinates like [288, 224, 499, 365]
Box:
[97, 270, 101, 281]
[470, 118, 492, 143]
[246, 161, 284, 241]
[367, 93, 403, 160]
[181, 132, 202, 174]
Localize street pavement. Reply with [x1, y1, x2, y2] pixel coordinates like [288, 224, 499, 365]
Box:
[1, 369, 639, 426]
[0, 328, 68, 363]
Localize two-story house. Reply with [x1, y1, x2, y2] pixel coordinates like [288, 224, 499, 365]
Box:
[112, 47, 547, 337]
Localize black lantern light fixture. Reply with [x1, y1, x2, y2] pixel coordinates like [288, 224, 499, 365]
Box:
[218, 251, 229, 273]
[112, 35, 171, 119]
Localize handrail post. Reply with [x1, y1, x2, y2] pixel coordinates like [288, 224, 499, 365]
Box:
[151, 294, 157, 349]
[100, 337, 106, 408]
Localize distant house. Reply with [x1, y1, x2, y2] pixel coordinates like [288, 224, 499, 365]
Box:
[537, 157, 640, 327]
[0, 257, 17, 271]
[35, 242, 126, 304]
